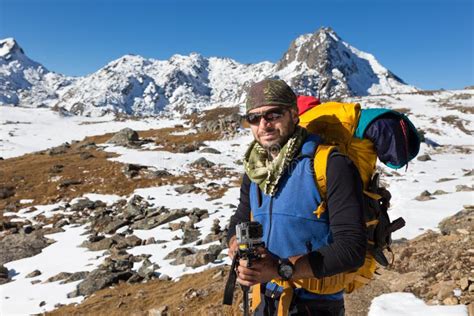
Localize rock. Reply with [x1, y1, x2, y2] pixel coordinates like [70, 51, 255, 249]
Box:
[80, 237, 115, 251]
[122, 164, 147, 178]
[469, 284, 474, 292]
[456, 185, 474, 192]
[78, 142, 97, 150]
[148, 306, 168, 316]
[59, 179, 82, 188]
[39, 301, 46, 307]
[437, 280, 455, 300]
[199, 147, 221, 154]
[199, 113, 241, 134]
[174, 184, 198, 194]
[436, 178, 456, 183]
[190, 157, 215, 168]
[145, 237, 156, 245]
[137, 259, 160, 279]
[107, 128, 139, 146]
[211, 219, 221, 234]
[26, 270, 42, 278]
[49, 164, 64, 173]
[60, 271, 90, 284]
[176, 142, 203, 153]
[415, 190, 435, 201]
[45, 272, 72, 283]
[0, 186, 15, 199]
[183, 250, 216, 268]
[103, 219, 129, 234]
[463, 169, 474, 176]
[80, 152, 94, 160]
[124, 195, 149, 219]
[189, 208, 209, 220]
[181, 228, 201, 245]
[131, 209, 186, 230]
[0, 265, 10, 285]
[68, 269, 133, 298]
[124, 235, 143, 247]
[459, 277, 470, 291]
[432, 190, 449, 195]
[0, 232, 53, 265]
[47, 143, 70, 155]
[417, 154, 432, 161]
[456, 228, 470, 235]
[169, 222, 185, 231]
[146, 170, 172, 179]
[31, 280, 41, 285]
[165, 248, 194, 265]
[443, 296, 459, 305]
[439, 208, 474, 235]
[70, 198, 97, 212]
[53, 219, 69, 229]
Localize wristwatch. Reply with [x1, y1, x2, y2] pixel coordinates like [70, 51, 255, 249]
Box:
[277, 259, 294, 281]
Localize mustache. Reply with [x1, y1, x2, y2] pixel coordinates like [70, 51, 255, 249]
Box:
[259, 127, 277, 135]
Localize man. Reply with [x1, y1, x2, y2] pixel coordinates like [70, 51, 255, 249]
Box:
[227, 79, 367, 316]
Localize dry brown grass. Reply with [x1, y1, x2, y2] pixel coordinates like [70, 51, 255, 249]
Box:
[0, 121, 241, 215]
[48, 266, 243, 316]
[0, 140, 199, 212]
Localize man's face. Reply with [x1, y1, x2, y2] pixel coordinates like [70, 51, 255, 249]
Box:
[247, 105, 299, 151]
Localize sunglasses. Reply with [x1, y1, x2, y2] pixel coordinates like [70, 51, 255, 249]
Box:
[245, 108, 288, 125]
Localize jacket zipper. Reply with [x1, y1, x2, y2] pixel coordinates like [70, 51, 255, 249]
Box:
[267, 196, 274, 248]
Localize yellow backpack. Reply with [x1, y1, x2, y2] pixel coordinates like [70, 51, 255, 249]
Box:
[300, 101, 419, 292]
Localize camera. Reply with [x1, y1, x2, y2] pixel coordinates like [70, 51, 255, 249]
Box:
[223, 221, 265, 315]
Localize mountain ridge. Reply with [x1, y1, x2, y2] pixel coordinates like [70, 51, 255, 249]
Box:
[0, 28, 417, 116]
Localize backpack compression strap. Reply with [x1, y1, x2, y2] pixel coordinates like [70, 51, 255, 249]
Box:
[313, 145, 338, 218]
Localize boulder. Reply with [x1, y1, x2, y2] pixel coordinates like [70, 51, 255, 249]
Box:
[174, 184, 198, 194]
[25, 270, 42, 278]
[199, 147, 221, 154]
[107, 128, 139, 146]
[190, 157, 215, 168]
[60, 271, 90, 284]
[131, 209, 187, 230]
[0, 232, 53, 265]
[45, 272, 72, 283]
[68, 269, 133, 298]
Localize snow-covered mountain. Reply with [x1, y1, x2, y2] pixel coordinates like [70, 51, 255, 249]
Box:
[0, 38, 73, 108]
[0, 28, 417, 116]
[275, 27, 415, 99]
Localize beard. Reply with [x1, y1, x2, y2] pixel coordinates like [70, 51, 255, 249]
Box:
[257, 124, 295, 157]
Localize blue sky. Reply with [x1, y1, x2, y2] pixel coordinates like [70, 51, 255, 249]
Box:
[0, 0, 473, 90]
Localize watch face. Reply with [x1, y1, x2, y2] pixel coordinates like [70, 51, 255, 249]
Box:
[279, 263, 293, 279]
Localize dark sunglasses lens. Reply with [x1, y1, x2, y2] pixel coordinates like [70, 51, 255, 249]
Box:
[246, 113, 261, 124]
[246, 108, 286, 124]
[264, 110, 285, 121]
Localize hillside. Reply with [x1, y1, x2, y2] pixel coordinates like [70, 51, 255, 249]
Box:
[0, 89, 473, 315]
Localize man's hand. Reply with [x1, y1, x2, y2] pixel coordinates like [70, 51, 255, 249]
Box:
[227, 235, 238, 259]
[236, 247, 279, 287]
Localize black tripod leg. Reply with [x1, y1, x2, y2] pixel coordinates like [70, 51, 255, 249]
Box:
[242, 285, 250, 316]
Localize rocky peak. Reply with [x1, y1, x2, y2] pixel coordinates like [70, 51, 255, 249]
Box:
[0, 38, 25, 60]
[276, 27, 339, 71]
[274, 27, 415, 100]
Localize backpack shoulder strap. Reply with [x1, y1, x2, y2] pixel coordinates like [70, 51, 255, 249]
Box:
[313, 144, 338, 218]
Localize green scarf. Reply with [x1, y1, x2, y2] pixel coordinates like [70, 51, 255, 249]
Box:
[243, 127, 307, 196]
